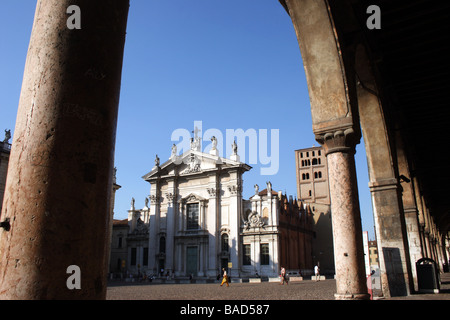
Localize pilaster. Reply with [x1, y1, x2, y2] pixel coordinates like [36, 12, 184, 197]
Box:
[206, 174, 219, 277]
[148, 183, 161, 274]
[227, 170, 242, 278]
[165, 178, 177, 276]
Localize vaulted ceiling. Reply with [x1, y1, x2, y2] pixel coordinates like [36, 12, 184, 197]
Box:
[280, 0, 450, 234]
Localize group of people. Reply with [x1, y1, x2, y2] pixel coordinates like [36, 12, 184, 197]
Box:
[280, 265, 321, 284]
[218, 265, 321, 287]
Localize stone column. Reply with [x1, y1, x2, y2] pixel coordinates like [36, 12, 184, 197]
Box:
[0, 0, 129, 299]
[317, 129, 369, 300]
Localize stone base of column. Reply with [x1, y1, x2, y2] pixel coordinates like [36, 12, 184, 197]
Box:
[335, 293, 371, 300]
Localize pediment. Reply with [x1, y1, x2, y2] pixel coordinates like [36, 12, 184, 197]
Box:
[182, 193, 207, 203]
[142, 149, 251, 181]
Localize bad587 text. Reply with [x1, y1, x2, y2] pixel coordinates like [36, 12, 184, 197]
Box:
[224, 304, 269, 315]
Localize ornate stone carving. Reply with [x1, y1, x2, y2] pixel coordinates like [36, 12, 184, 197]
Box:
[182, 153, 201, 174]
[315, 127, 359, 155]
[244, 211, 265, 230]
[182, 193, 206, 203]
[132, 218, 149, 235]
[165, 192, 175, 202]
[207, 188, 217, 197]
[149, 195, 161, 204]
[227, 183, 241, 195]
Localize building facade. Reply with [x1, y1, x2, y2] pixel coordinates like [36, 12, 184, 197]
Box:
[109, 218, 129, 275]
[295, 146, 334, 274]
[111, 138, 314, 280]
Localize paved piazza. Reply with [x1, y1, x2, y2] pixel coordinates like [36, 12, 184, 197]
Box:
[106, 279, 337, 300]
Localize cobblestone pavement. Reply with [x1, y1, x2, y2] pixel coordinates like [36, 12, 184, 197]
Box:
[107, 272, 450, 300]
[106, 279, 337, 300]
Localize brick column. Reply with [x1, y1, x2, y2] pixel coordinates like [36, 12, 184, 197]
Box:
[317, 129, 369, 300]
[0, 0, 129, 299]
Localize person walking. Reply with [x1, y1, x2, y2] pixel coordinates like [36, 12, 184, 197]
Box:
[280, 266, 288, 285]
[314, 265, 320, 281]
[220, 268, 229, 287]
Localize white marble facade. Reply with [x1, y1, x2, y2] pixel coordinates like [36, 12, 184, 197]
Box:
[141, 136, 251, 279]
[122, 136, 300, 280]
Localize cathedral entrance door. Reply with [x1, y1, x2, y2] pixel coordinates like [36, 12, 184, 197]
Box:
[186, 246, 198, 277]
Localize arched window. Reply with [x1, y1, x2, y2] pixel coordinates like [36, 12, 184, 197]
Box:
[221, 234, 229, 252]
[312, 158, 318, 165]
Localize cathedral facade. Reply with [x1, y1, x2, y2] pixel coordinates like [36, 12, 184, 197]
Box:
[115, 138, 314, 280]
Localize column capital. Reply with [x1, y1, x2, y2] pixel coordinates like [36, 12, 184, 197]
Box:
[315, 127, 359, 155]
[206, 188, 217, 198]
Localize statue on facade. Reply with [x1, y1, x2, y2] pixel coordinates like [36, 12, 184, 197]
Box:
[266, 181, 272, 195]
[171, 144, 177, 158]
[232, 140, 238, 155]
[3, 129, 11, 143]
[113, 167, 117, 184]
[254, 184, 259, 195]
[211, 136, 217, 151]
[155, 154, 160, 167]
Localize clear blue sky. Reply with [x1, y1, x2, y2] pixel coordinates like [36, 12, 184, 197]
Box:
[0, 1, 375, 239]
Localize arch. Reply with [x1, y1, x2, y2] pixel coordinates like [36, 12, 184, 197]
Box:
[355, 43, 414, 297]
[221, 233, 229, 253]
[283, 0, 366, 300]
